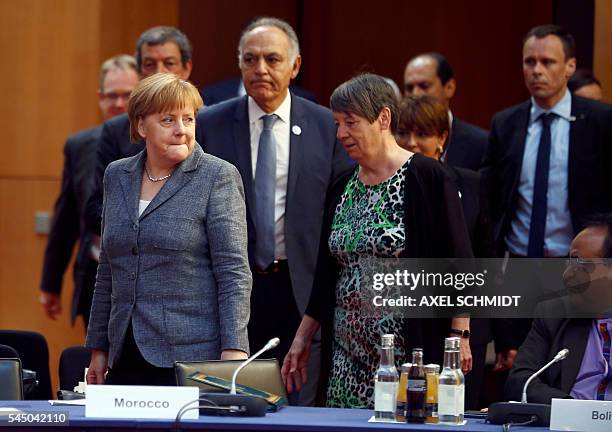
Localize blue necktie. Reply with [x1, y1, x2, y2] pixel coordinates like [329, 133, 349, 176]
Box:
[527, 112, 556, 257]
[254, 114, 277, 270]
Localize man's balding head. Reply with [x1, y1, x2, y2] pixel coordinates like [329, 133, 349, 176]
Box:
[403, 52, 456, 110]
[564, 214, 612, 314]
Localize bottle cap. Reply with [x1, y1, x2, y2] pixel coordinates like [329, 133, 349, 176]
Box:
[381, 334, 395, 347]
[424, 363, 440, 374]
[401, 362, 413, 372]
[444, 337, 461, 350]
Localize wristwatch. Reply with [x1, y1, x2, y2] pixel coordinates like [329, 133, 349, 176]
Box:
[450, 328, 470, 338]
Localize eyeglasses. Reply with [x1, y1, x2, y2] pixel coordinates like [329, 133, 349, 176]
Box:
[566, 257, 611, 273]
[102, 92, 132, 102]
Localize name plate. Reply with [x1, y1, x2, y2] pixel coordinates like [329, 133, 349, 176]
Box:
[551, 398, 612, 431]
[86, 385, 199, 420]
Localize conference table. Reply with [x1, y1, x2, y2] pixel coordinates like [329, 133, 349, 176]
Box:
[0, 401, 549, 431]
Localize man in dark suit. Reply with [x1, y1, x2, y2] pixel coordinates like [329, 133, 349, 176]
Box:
[197, 17, 353, 405]
[84, 26, 193, 236]
[506, 215, 612, 403]
[403, 52, 488, 170]
[40, 55, 139, 328]
[483, 24, 612, 371]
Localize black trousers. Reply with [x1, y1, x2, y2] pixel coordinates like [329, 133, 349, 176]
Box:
[465, 342, 487, 410]
[105, 323, 176, 386]
[248, 262, 301, 367]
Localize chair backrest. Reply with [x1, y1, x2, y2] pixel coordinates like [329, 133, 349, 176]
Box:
[0, 358, 24, 400]
[174, 358, 287, 401]
[59, 346, 90, 391]
[0, 344, 20, 359]
[0, 330, 52, 399]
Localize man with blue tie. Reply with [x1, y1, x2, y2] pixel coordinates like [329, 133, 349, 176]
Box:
[196, 17, 353, 405]
[483, 25, 612, 370]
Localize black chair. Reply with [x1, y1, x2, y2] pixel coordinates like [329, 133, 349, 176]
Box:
[59, 346, 90, 391]
[0, 330, 53, 400]
[0, 358, 24, 400]
[0, 343, 19, 359]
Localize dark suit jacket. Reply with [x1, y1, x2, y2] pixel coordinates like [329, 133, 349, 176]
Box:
[445, 117, 488, 171]
[201, 78, 317, 106]
[40, 126, 100, 324]
[446, 165, 494, 259]
[196, 93, 354, 314]
[483, 96, 612, 255]
[84, 114, 144, 235]
[505, 298, 591, 404]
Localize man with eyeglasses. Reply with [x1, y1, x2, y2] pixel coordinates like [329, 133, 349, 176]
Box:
[84, 26, 193, 237]
[40, 54, 139, 328]
[505, 214, 612, 403]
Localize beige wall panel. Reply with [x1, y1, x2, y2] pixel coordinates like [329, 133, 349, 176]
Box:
[594, 0, 612, 103]
[0, 0, 101, 179]
[99, 0, 178, 62]
[0, 178, 85, 392]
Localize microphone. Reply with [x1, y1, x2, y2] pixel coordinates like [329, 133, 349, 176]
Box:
[199, 337, 281, 417]
[231, 337, 280, 394]
[487, 348, 570, 427]
[521, 348, 568, 403]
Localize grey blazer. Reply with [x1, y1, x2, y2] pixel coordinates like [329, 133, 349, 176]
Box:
[85, 144, 252, 368]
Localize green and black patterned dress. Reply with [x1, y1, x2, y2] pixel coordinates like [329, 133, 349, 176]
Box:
[325, 160, 411, 408]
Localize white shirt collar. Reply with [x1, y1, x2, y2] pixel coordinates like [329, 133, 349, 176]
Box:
[530, 87, 573, 124]
[248, 91, 291, 126]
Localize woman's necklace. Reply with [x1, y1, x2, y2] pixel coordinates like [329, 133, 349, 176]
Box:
[144, 164, 172, 182]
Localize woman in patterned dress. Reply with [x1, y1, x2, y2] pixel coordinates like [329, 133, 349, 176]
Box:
[281, 73, 473, 408]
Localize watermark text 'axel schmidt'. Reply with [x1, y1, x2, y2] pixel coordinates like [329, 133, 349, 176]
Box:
[372, 295, 521, 308]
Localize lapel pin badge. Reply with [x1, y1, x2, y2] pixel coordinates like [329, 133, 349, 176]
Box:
[291, 125, 302, 136]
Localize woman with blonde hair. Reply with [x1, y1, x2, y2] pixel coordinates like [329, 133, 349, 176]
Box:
[86, 73, 251, 385]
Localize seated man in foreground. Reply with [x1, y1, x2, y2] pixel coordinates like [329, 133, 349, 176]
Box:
[505, 214, 612, 403]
